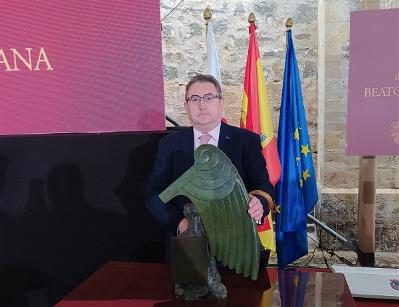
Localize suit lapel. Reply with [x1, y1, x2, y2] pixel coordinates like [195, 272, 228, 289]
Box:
[180, 127, 195, 166]
[218, 122, 234, 157]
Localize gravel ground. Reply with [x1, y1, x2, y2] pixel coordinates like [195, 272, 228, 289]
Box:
[267, 249, 399, 269]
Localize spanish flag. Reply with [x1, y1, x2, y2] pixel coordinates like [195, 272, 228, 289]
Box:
[241, 19, 281, 252]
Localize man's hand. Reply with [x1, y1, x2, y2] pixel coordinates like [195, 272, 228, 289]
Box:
[177, 218, 189, 234]
[248, 194, 263, 222]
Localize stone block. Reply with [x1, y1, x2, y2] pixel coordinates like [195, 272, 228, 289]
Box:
[164, 65, 179, 80]
[375, 193, 399, 251]
[302, 80, 318, 104]
[325, 110, 347, 124]
[326, 61, 343, 80]
[325, 99, 346, 112]
[324, 152, 345, 163]
[326, 0, 351, 22]
[317, 192, 399, 253]
[325, 80, 347, 100]
[345, 168, 360, 188]
[325, 122, 346, 133]
[378, 155, 399, 170]
[233, 2, 245, 15]
[344, 156, 359, 167]
[317, 193, 357, 250]
[325, 41, 342, 62]
[324, 169, 347, 187]
[271, 59, 284, 81]
[253, 1, 277, 18]
[295, 33, 311, 40]
[378, 168, 399, 189]
[326, 21, 350, 42]
[164, 81, 185, 112]
[324, 133, 342, 150]
[302, 60, 317, 78]
[294, 3, 317, 24]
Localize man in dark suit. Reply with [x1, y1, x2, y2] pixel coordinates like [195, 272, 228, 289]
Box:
[146, 74, 274, 239]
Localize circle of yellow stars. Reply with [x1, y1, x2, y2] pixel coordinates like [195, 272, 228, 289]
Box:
[294, 127, 312, 187]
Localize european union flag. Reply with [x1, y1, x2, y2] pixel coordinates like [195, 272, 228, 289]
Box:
[278, 270, 308, 307]
[275, 29, 318, 268]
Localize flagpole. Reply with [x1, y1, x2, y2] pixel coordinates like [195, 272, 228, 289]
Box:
[284, 18, 359, 255]
[240, 12, 279, 257]
[204, 6, 225, 122]
[203, 6, 211, 34]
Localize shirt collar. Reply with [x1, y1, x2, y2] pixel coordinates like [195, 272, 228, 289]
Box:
[193, 123, 221, 145]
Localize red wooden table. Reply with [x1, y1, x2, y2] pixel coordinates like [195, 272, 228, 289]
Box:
[55, 261, 396, 306]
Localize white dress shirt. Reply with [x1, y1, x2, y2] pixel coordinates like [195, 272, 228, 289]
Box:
[193, 123, 221, 150]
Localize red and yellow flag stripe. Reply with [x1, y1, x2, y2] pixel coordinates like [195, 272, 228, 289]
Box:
[241, 23, 281, 253]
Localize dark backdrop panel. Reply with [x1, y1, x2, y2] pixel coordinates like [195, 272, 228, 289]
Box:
[0, 131, 171, 306]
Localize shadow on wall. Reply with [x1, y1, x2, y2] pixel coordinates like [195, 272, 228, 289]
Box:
[0, 161, 129, 306]
[0, 131, 168, 306]
[114, 133, 166, 263]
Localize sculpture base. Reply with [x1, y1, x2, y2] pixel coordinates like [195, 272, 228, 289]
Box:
[175, 282, 227, 301]
[171, 205, 228, 301]
[175, 257, 227, 300]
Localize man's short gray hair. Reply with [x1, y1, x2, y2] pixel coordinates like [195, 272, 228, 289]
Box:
[185, 74, 222, 102]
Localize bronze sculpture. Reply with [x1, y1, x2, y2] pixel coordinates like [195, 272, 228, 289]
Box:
[159, 144, 260, 299]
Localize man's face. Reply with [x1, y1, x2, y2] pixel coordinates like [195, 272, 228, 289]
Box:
[184, 81, 223, 133]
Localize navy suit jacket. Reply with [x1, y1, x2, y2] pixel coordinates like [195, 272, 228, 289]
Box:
[146, 122, 275, 235]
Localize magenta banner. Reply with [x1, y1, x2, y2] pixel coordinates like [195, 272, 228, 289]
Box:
[346, 8, 399, 155]
[0, 1, 165, 134]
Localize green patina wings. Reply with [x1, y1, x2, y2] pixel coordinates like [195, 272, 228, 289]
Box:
[159, 144, 260, 280]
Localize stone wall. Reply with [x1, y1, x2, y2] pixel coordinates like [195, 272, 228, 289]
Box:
[161, 0, 318, 138]
[160, 0, 399, 255]
[323, 0, 399, 189]
[320, 0, 399, 255]
[318, 191, 399, 252]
